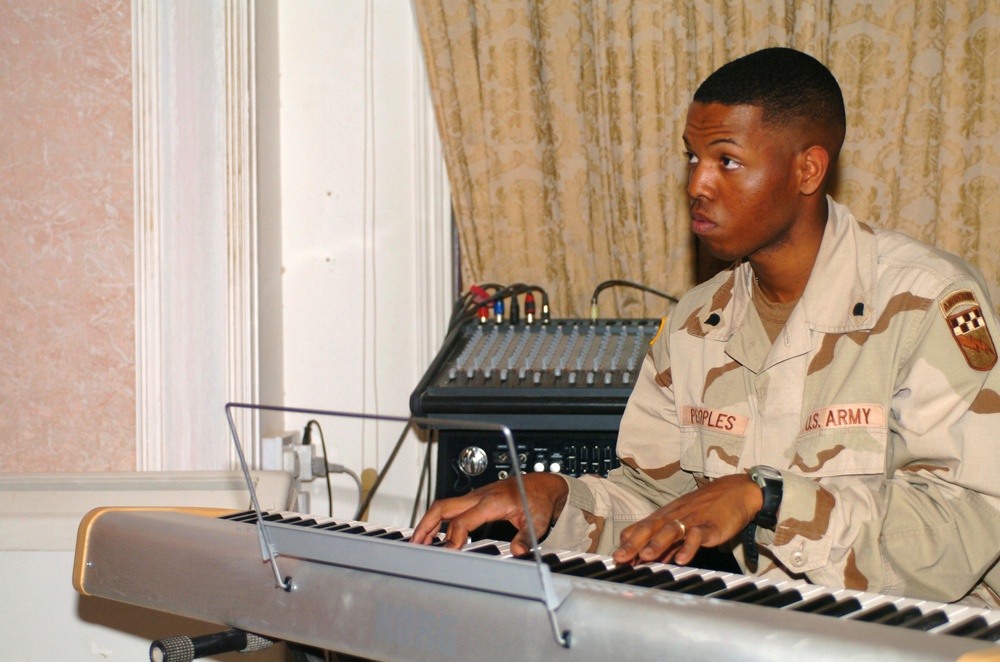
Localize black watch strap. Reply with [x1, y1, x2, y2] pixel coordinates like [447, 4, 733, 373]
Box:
[749, 465, 783, 530]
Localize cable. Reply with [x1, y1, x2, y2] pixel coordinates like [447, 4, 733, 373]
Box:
[303, 419, 364, 518]
[590, 279, 679, 320]
[302, 420, 333, 517]
[446, 282, 551, 332]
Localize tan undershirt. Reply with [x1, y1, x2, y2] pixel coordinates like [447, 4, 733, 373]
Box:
[752, 277, 799, 344]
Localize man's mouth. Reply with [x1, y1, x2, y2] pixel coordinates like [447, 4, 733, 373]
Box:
[690, 210, 715, 235]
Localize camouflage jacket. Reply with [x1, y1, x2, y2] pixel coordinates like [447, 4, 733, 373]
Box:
[546, 199, 1000, 608]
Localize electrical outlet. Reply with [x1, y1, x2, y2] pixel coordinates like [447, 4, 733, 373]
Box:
[261, 430, 301, 472]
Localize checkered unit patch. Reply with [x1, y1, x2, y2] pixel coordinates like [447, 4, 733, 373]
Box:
[940, 289, 998, 371]
[950, 308, 985, 336]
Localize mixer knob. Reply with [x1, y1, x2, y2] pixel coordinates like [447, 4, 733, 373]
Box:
[549, 462, 562, 473]
[533, 461, 546, 472]
[457, 446, 488, 476]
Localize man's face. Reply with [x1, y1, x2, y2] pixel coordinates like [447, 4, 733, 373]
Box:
[683, 102, 805, 264]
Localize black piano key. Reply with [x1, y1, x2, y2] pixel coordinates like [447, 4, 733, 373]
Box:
[358, 528, 388, 536]
[221, 510, 258, 522]
[559, 560, 615, 578]
[871, 606, 923, 627]
[466, 544, 503, 555]
[941, 616, 992, 638]
[588, 564, 642, 582]
[610, 566, 655, 585]
[754, 589, 803, 608]
[974, 622, 1000, 642]
[716, 584, 781, 604]
[371, 530, 405, 540]
[262, 512, 286, 521]
[622, 568, 676, 588]
[316, 522, 353, 531]
[338, 525, 369, 535]
[289, 518, 319, 527]
[853, 603, 899, 622]
[549, 557, 590, 573]
[710, 582, 766, 602]
[901, 610, 949, 632]
[813, 597, 863, 617]
[651, 574, 723, 595]
[679, 577, 728, 596]
[790, 593, 838, 612]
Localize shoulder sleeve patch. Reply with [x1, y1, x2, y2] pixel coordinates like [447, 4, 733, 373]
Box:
[940, 289, 998, 371]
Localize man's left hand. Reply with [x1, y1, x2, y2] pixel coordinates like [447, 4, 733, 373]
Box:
[612, 473, 763, 566]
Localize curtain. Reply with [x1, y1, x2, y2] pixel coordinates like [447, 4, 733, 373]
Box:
[414, 0, 1000, 319]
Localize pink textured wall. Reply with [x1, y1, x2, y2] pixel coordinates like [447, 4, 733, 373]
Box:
[0, 0, 135, 471]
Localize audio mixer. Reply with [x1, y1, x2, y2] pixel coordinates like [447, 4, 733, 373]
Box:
[410, 318, 661, 499]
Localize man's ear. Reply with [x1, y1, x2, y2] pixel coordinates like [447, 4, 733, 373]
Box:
[798, 145, 830, 196]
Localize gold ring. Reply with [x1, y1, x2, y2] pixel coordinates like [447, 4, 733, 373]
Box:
[673, 519, 687, 538]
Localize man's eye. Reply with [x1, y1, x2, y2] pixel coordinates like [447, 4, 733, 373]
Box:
[721, 157, 740, 170]
[685, 151, 698, 165]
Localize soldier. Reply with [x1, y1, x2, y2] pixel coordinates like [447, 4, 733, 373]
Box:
[411, 47, 1000, 607]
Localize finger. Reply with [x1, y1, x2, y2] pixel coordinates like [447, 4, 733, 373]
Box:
[410, 495, 479, 545]
[672, 525, 704, 566]
[510, 528, 533, 557]
[637, 519, 686, 562]
[410, 507, 446, 545]
[612, 521, 655, 564]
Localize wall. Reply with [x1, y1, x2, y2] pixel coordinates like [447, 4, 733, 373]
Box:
[266, 0, 452, 526]
[0, 0, 135, 472]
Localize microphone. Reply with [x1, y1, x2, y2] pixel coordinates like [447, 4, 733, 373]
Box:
[149, 629, 274, 662]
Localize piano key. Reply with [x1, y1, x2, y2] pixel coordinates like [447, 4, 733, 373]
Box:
[558, 560, 617, 578]
[975, 622, 1000, 642]
[853, 602, 899, 622]
[316, 522, 353, 531]
[709, 581, 764, 601]
[370, 530, 406, 540]
[466, 543, 503, 555]
[813, 596, 863, 617]
[873, 606, 925, 627]
[677, 576, 728, 596]
[588, 564, 641, 582]
[754, 588, 803, 607]
[941, 616, 992, 638]
[902, 610, 949, 632]
[791, 593, 838, 612]
[715, 583, 781, 604]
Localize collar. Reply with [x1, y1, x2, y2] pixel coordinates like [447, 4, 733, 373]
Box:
[694, 197, 877, 338]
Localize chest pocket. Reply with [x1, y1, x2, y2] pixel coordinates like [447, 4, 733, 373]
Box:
[790, 404, 888, 476]
[678, 406, 749, 477]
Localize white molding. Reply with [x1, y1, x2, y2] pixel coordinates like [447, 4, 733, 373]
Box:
[224, 0, 260, 469]
[132, 0, 163, 471]
[133, 0, 259, 471]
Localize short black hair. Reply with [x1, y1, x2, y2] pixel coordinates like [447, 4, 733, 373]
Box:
[694, 47, 846, 153]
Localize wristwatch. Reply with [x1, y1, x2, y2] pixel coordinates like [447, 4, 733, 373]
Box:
[749, 465, 783, 529]
[743, 465, 783, 570]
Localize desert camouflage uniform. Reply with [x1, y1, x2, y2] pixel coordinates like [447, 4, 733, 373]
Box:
[546, 198, 1000, 607]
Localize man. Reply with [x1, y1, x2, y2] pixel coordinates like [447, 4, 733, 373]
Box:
[411, 47, 1000, 607]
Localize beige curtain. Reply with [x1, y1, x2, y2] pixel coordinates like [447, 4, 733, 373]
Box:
[414, 1, 1000, 319]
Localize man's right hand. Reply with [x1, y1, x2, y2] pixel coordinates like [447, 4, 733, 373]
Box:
[409, 472, 569, 556]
